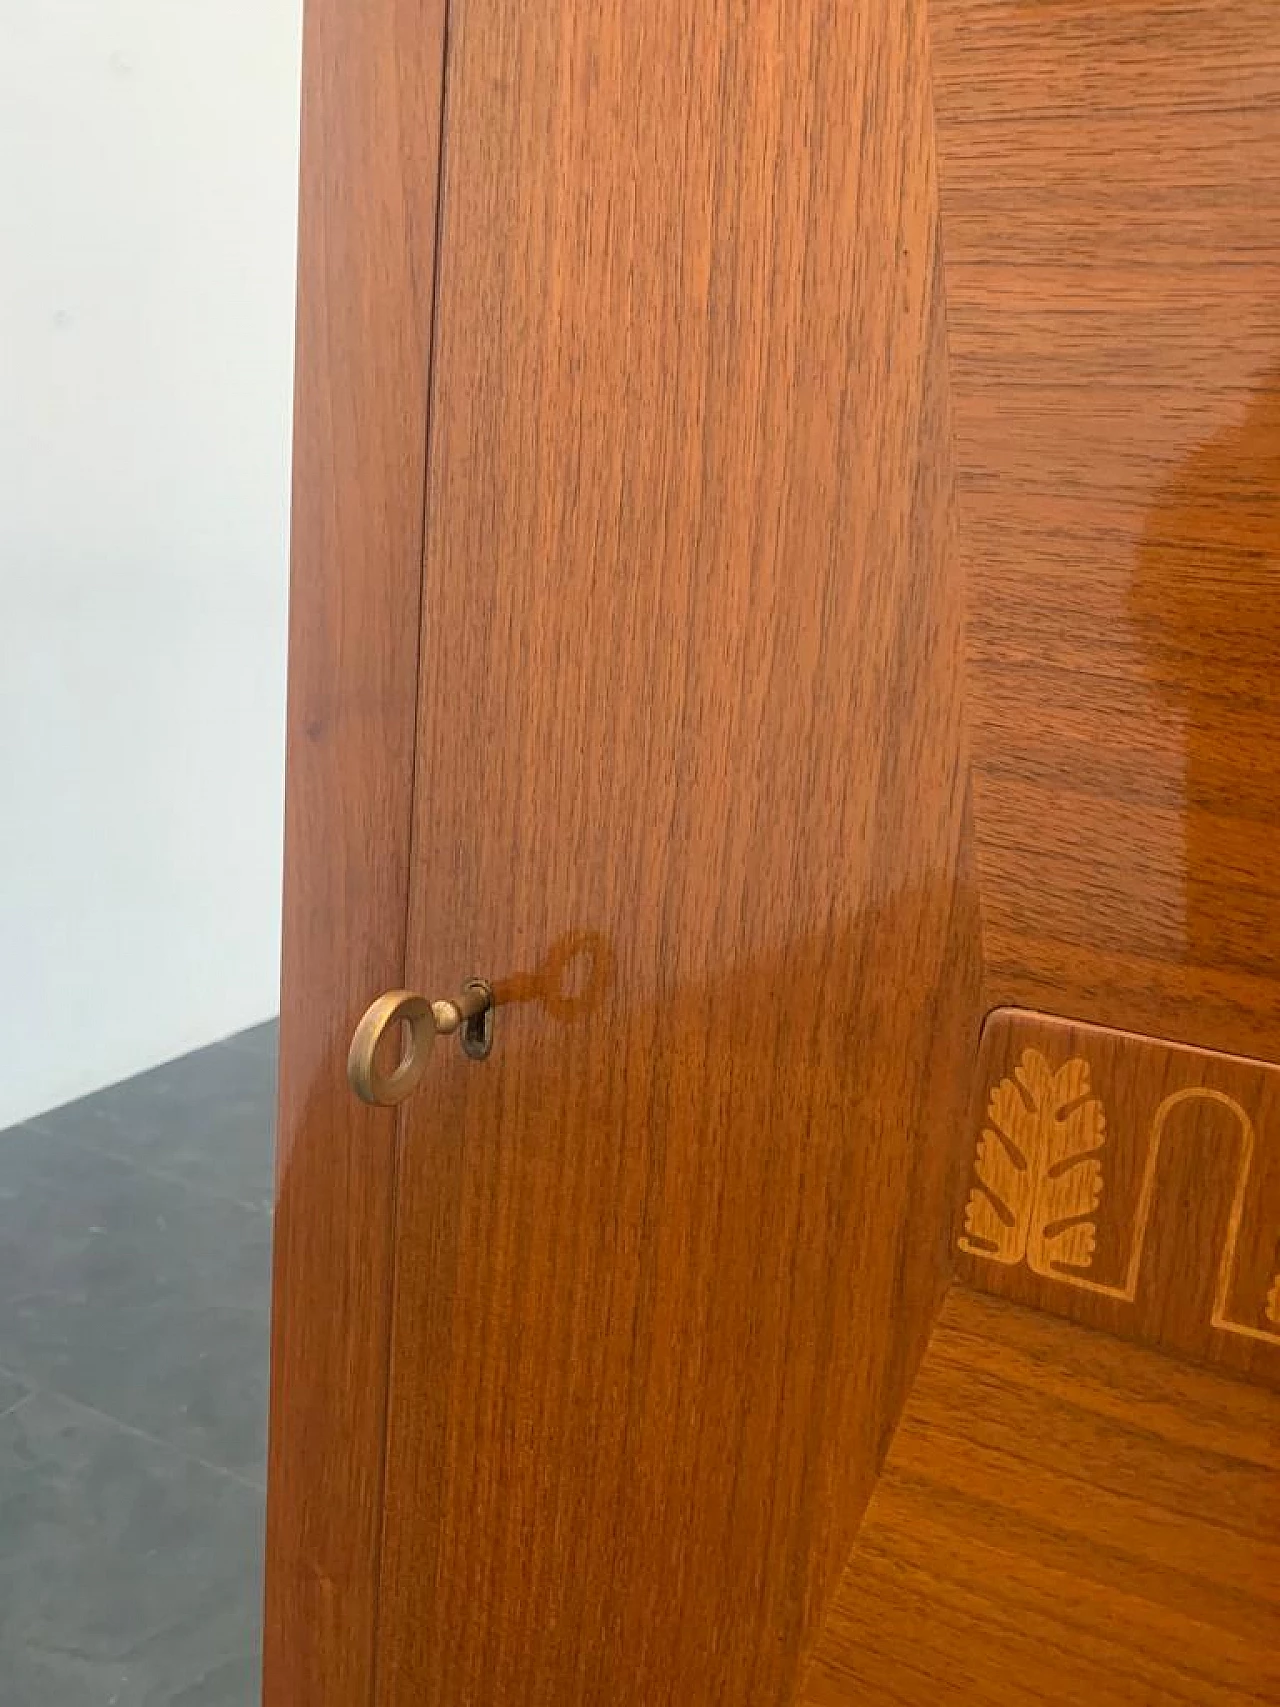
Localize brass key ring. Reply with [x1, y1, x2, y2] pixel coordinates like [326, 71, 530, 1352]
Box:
[348, 933, 614, 1108]
[347, 981, 493, 1106]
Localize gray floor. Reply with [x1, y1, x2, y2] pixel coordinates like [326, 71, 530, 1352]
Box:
[0, 1022, 277, 1706]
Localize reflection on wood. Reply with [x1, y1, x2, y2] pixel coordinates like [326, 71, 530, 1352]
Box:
[930, 0, 1280, 1061]
[369, 1, 984, 1701]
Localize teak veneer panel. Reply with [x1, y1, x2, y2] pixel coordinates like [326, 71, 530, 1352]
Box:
[371, 2, 981, 1703]
[263, 2, 448, 1702]
[929, 0, 1280, 1060]
[802, 1287, 1280, 1707]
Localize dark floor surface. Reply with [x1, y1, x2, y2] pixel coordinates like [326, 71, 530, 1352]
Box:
[0, 1022, 277, 1706]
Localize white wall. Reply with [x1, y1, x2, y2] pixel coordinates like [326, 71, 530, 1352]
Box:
[0, 2, 303, 1126]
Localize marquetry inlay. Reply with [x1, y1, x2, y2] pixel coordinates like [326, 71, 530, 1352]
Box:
[958, 1011, 1280, 1383]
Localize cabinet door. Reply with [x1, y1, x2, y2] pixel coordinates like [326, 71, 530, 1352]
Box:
[266, 1, 978, 1703]
[371, 3, 975, 1702]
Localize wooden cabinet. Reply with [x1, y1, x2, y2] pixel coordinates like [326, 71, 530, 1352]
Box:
[265, 3, 1280, 1702]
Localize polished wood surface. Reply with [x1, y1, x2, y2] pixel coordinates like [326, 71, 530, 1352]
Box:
[801, 1287, 1280, 1707]
[262, 3, 447, 1702]
[929, 0, 1280, 1061]
[958, 1009, 1280, 1385]
[370, 1, 981, 1701]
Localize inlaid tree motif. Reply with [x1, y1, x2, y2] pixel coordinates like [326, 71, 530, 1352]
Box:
[960, 1049, 1106, 1276]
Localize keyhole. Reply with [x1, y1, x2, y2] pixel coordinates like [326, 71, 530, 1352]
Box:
[460, 979, 495, 1061]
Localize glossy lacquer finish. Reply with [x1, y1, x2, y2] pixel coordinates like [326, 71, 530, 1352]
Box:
[262, 2, 447, 1703]
[372, 2, 979, 1702]
[929, 0, 1280, 1061]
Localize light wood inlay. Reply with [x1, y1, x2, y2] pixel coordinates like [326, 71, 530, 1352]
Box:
[929, 0, 1280, 1060]
[801, 1287, 1280, 1707]
[959, 1009, 1280, 1385]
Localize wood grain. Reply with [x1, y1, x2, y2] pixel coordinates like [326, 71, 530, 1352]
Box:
[929, 0, 1280, 1060]
[371, 2, 981, 1702]
[261, 3, 447, 1703]
[957, 1008, 1280, 1385]
[801, 1287, 1280, 1707]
